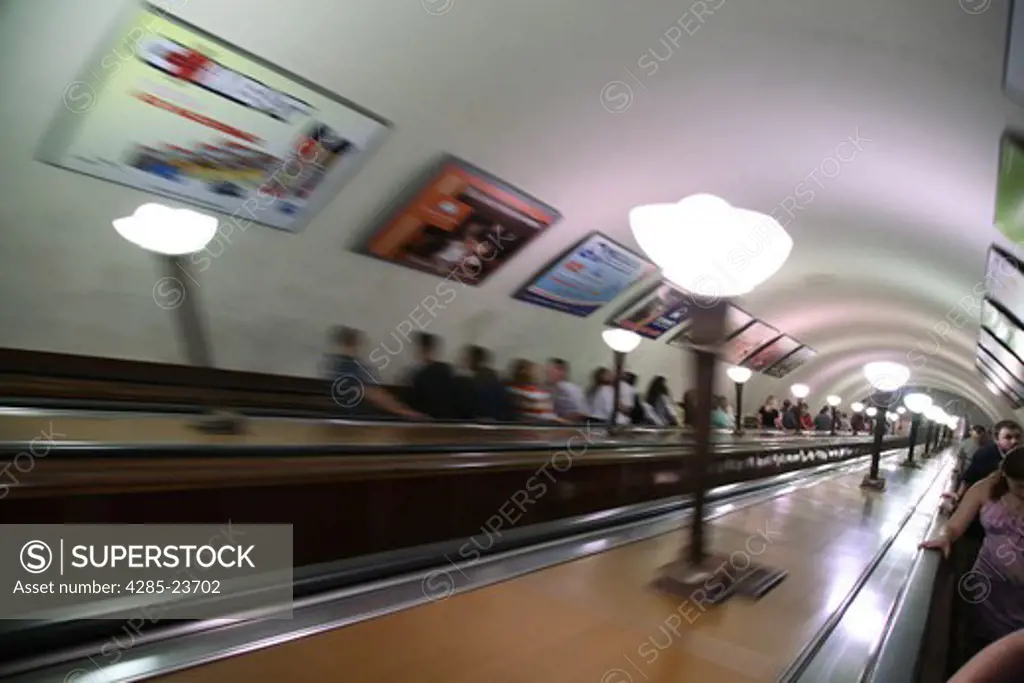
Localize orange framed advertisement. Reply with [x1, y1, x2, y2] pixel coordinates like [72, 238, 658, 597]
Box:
[363, 156, 560, 286]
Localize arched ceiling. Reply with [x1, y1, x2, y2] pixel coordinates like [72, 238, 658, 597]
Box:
[0, 0, 1022, 423]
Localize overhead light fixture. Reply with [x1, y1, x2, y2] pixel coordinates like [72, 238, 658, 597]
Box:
[903, 393, 932, 414]
[865, 406, 878, 417]
[113, 203, 217, 255]
[826, 395, 841, 407]
[602, 328, 642, 353]
[851, 401, 864, 412]
[863, 361, 910, 392]
[790, 383, 809, 399]
[629, 194, 793, 297]
[726, 366, 753, 384]
[896, 406, 906, 415]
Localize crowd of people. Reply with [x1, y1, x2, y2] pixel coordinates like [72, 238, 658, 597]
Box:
[324, 327, 688, 425]
[324, 327, 888, 432]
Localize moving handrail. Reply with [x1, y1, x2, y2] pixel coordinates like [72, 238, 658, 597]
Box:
[859, 508, 947, 683]
[0, 408, 891, 455]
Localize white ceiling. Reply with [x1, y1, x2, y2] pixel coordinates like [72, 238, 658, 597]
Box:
[0, 0, 1020, 422]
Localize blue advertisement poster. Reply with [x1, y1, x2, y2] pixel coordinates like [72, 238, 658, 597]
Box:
[607, 281, 693, 339]
[513, 233, 656, 317]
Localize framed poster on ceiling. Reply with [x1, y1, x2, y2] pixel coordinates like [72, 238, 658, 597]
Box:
[979, 328, 1024, 387]
[985, 246, 1024, 326]
[667, 304, 755, 348]
[742, 334, 803, 373]
[513, 232, 657, 317]
[607, 280, 693, 340]
[979, 364, 1024, 407]
[719, 320, 781, 365]
[995, 133, 1024, 243]
[982, 299, 1024, 362]
[362, 156, 560, 286]
[36, 1, 391, 233]
[977, 349, 1024, 400]
[763, 345, 817, 378]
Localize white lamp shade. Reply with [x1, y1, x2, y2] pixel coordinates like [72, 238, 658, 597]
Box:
[865, 406, 878, 417]
[790, 383, 809, 399]
[629, 194, 793, 297]
[851, 401, 864, 412]
[903, 393, 932, 414]
[113, 203, 217, 255]
[896, 406, 906, 415]
[602, 328, 642, 353]
[947, 416, 958, 428]
[726, 366, 753, 384]
[826, 395, 841, 407]
[863, 361, 910, 391]
[925, 405, 945, 422]
[886, 411, 897, 421]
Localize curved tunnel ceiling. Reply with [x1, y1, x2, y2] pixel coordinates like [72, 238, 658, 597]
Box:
[0, 0, 1021, 424]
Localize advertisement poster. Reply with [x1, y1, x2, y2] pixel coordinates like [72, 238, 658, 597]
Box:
[607, 281, 693, 339]
[37, 2, 390, 232]
[763, 346, 817, 378]
[742, 335, 803, 373]
[995, 134, 1024, 244]
[986, 248, 1024, 329]
[977, 357, 1024, 406]
[719, 321, 781, 365]
[513, 233, 656, 317]
[363, 157, 560, 286]
[979, 329, 1024, 387]
[982, 300, 1024, 362]
[666, 305, 754, 348]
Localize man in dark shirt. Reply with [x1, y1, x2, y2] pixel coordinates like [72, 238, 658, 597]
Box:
[323, 326, 424, 420]
[455, 345, 514, 422]
[956, 420, 1021, 539]
[407, 332, 459, 419]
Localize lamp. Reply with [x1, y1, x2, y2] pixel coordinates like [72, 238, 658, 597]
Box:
[860, 362, 909, 491]
[851, 401, 865, 412]
[631, 193, 792, 601]
[865, 406, 878, 417]
[602, 329, 642, 354]
[629, 194, 793, 297]
[726, 366, 752, 435]
[902, 393, 932, 468]
[903, 393, 932, 414]
[826, 395, 841, 435]
[113, 204, 239, 434]
[113, 203, 217, 256]
[863, 361, 911, 392]
[601, 329, 641, 432]
[896, 406, 906, 415]
[791, 384, 809, 399]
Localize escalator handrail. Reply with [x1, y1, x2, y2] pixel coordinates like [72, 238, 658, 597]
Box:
[858, 451, 955, 683]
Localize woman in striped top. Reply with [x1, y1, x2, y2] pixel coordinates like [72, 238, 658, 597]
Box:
[507, 359, 564, 423]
